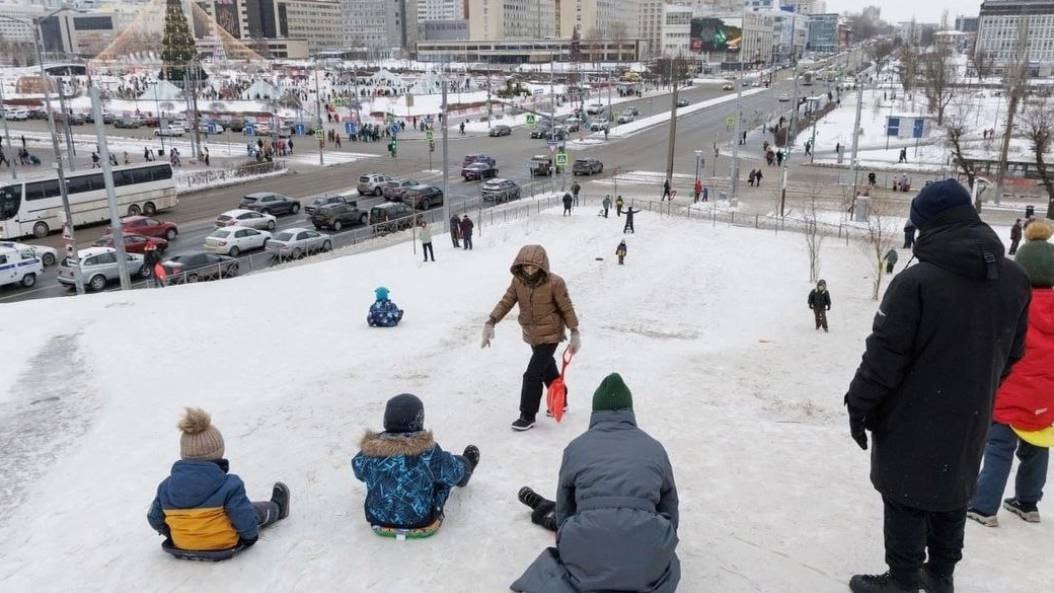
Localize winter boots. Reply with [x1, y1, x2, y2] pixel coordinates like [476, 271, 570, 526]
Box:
[1004, 498, 1041, 523]
[919, 568, 954, 593]
[271, 482, 291, 521]
[848, 572, 916, 593]
[511, 416, 535, 431]
[518, 486, 558, 532]
[463, 445, 480, 470]
[966, 508, 998, 527]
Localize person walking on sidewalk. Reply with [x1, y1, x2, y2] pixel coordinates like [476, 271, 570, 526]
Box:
[571, 180, 581, 206]
[968, 219, 1054, 528]
[459, 215, 474, 250]
[661, 179, 672, 201]
[562, 192, 573, 216]
[1009, 219, 1023, 255]
[843, 180, 1031, 593]
[615, 195, 624, 217]
[419, 219, 435, 262]
[601, 195, 611, 218]
[482, 245, 580, 432]
[903, 222, 916, 249]
[807, 280, 831, 332]
[898, 147, 907, 163]
[883, 249, 898, 274]
[449, 214, 461, 247]
[754, 169, 763, 187]
[693, 178, 703, 203]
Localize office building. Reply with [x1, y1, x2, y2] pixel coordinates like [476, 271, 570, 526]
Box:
[661, 2, 693, 56]
[807, 12, 837, 53]
[555, 0, 639, 39]
[741, 9, 774, 63]
[341, 0, 417, 49]
[976, 0, 1054, 70]
[467, 0, 555, 40]
[417, 0, 463, 20]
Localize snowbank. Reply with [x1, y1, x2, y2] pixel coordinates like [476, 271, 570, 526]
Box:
[0, 207, 1047, 593]
[609, 88, 768, 138]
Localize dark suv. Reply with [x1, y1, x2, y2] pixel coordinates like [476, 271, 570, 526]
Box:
[305, 195, 351, 215]
[240, 192, 301, 216]
[403, 185, 444, 210]
[369, 202, 415, 233]
[462, 153, 496, 168]
[311, 202, 367, 231]
[572, 158, 604, 176]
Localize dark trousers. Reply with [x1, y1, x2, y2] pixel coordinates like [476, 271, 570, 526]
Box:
[451, 231, 459, 247]
[812, 308, 828, 331]
[623, 221, 634, 233]
[563, 205, 571, 216]
[520, 343, 560, 419]
[617, 205, 623, 216]
[422, 242, 434, 262]
[253, 501, 281, 528]
[1009, 238, 1021, 255]
[903, 234, 914, 249]
[618, 255, 625, 265]
[603, 206, 609, 217]
[883, 496, 966, 587]
[463, 234, 473, 250]
[531, 496, 558, 532]
[885, 262, 894, 274]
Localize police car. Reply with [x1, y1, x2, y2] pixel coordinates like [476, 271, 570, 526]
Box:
[0, 243, 44, 288]
[0, 241, 59, 266]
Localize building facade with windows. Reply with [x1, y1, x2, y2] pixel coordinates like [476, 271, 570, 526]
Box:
[975, 0, 1054, 72]
[637, 0, 664, 58]
[554, 0, 639, 39]
[807, 12, 837, 53]
[661, 3, 693, 56]
[741, 9, 774, 64]
[341, 0, 417, 50]
[467, 0, 555, 40]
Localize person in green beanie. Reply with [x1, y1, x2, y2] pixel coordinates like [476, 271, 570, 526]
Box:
[512, 373, 680, 593]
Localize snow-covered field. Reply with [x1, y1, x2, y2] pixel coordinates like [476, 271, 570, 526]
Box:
[0, 204, 1048, 593]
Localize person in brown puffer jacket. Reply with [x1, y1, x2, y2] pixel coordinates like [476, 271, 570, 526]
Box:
[482, 245, 581, 432]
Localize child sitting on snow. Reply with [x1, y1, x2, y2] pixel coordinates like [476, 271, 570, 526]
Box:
[616, 240, 627, 265]
[147, 408, 290, 554]
[367, 286, 404, 327]
[352, 394, 480, 531]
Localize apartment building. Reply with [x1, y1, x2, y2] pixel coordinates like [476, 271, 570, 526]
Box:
[467, 0, 555, 40]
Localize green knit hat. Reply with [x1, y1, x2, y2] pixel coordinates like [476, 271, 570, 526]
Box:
[592, 373, 633, 412]
[1015, 220, 1054, 288]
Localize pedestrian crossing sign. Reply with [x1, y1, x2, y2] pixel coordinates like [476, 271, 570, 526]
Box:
[725, 115, 736, 130]
[314, 129, 324, 140]
[426, 130, 434, 141]
[526, 114, 537, 128]
[555, 152, 568, 167]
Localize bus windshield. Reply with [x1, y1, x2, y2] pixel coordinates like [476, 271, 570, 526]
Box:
[0, 185, 21, 221]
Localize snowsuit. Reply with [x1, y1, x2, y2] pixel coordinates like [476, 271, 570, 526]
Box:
[623, 208, 639, 233]
[562, 193, 573, 216]
[460, 217, 474, 250]
[147, 459, 278, 551]
[511, 410, 680, 593]
[602, 196, 611, 218]
[845, 207, 1030, 587]
[367, 298, 404, 327]
[616, 241, 627, 265]
[616, 197, 624, 216]
[1010, 221, 1023, 255]
[488, 246, 580, 421]
[807, 287, 831, 331]
[352, 431, 472, 529]
[971, 289, 1054, 515]
[884, 249, 898, 274]
[450, 215, 461, 247]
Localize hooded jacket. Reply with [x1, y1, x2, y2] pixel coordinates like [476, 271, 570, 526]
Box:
[147, 459, 259, 551]
[489, 245, 580, 346]
[352, 431, 469, 529]
[511, 410, 679, 593]
[846, 206, 1031, 511]
[994, 289, 1054, 431]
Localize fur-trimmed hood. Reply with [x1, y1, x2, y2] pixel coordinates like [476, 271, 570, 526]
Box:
[358, 431, 435, 457]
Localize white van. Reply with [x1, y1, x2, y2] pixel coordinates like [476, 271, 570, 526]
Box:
[0, 244, 44, 288]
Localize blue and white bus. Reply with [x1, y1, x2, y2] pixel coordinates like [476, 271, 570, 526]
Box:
[0, 163, 179, 239]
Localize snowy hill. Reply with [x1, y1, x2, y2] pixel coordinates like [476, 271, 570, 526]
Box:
[0, 204, 1047, 593]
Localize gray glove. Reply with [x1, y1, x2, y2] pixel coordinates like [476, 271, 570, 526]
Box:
[481, 322, 495, 349]
[569, 330, 581, 354]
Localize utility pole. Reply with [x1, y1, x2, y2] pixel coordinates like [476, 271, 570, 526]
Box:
[56, 80, 76, 170]
[89, 86, 130, 290]
[731, 60, 744, 202]
[848, 75, 865, 206]
[0, 79, 15, 179]
[314, 68, 324, 166]
[781, 62, 801, 217]
[32, 18, 83, 294]
[664, 58, 680, 194]
[441, 80, 449, 227]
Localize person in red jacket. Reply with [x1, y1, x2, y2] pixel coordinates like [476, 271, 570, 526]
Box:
[969, 219, 1054, 527]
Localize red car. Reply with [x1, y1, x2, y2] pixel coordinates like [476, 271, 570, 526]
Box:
[121, 216, 179, 241]
[93, 233, 168, 254]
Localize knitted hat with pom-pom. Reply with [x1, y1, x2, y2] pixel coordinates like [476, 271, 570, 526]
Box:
[179, 408, 225, 460]
[1015, 219, 1054, 288]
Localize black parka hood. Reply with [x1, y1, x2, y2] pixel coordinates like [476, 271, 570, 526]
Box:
[913, 205, 1005, 281]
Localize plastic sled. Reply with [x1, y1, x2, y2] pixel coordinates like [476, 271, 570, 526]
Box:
[372, 517, 443, 540]
[162, 539, 245, 562]
[1014, 426, 1054, 449]
[546, 349, 575, 423]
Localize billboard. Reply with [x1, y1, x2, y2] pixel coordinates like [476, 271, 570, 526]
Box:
[691, 17, 742, 53]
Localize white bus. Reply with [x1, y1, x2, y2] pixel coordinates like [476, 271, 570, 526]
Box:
[0, 163, 179, 239]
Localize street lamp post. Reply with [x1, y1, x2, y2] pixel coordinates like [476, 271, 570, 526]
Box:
[0, 80, 15, 179]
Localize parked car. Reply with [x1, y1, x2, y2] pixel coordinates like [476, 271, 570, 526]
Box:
[114, 116, 143, 129]
[564, 121, 581, 133]
[529, 126, 552, 139]
[92, 233, 168, 254]
[198, 121, 224, 134]
[154, 125, 185, 137]
[1, 108, 29, 121]
[266, 227, 332, 259]
[382, 178, 419, 201]
[121, 216, 179, 241]
[311, 202, 367, 231]
[58, 247, 147, 292]
[205, 226, 271, 257]
[462, 153, 496, 168]
[239, 192, 301, 216]
[586, 102, 605, 115]
[572, 158, 604, 176]
[626, 106, 640, 116]
[722, 83, 735, 91]
[489, 125, 512, 137]
[462, 161, 499, 181]
[481, 178, 522, 203]
[161, 252, 238, 284]
[304, 194, 352, 215]
[357, 173, 392, 196]
[676, 98, 690, 107]
[215, 209, 277, 231]
[0, 241, 58, 266]
[778, 92, 791, 102]
[529, 155, 558, 177]
[403, 184, 443, 210]
[0, 243, 43, 288]
[617, 111, 635, 124]
[589, 120, 609, 132]
[369, 202, 415, 233]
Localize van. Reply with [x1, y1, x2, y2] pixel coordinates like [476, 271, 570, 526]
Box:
[0, 244, 44, 288]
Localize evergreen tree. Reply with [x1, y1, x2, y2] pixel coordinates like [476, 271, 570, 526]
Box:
[160, 0, 204, 82]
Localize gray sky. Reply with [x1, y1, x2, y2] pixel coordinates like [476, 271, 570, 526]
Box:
[827, 0, 982, 24]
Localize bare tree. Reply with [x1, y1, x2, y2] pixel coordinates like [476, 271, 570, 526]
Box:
[971, 49, 995, 80]
[802, 193, 825, 283]
[1022, 97, 1054, 218]
[944, 96, 981, 207]
[994, 17, 1031, 204]
[899, 44, 919, 102]
[922, 41, 955, 126]
[861, 202, 900, 300]
[869, 39, 895, 72]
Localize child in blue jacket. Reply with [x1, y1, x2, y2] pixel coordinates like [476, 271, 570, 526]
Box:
[147, 408, 290, 553]
[352, 394, 480, 530]
[367, 286, 404, 327]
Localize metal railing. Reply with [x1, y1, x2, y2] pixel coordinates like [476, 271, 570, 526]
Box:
[175, 160, 288, 192]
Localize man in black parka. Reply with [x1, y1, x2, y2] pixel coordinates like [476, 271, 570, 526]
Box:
[844, 180, 1031, 593]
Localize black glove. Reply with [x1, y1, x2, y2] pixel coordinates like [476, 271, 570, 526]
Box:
[845, 395, 868, 450]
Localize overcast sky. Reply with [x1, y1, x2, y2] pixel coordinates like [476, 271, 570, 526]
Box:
[827, 0, 982, 24]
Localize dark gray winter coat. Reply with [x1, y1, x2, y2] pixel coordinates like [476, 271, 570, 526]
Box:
[511, 410, 680, 593]
[846, 206, 1030, 511]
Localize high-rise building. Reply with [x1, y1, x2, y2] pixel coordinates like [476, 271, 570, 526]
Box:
[661, 2, 693, 56]
[807, 12, 837, 53]
[638, 0, 664, 58]
[341, 0, 417, 49]
[976, 0, 1054, 70]
[467, 0, 555, 40]
[417, 0, 463, 21]
[196, 0, 342, 54]
[741, 9, 774, 64]
[555, 0, 638, 40]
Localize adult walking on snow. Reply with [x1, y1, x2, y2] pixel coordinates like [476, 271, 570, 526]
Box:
[511, 373, 679, 593]
[623, 207, 640, 234]
[562, 192, 573, 216]
[844, 180, 1031, 593]
[481, 245, 581, 431]
[661, 179, 672, 201]
[450, 214, 461, 247]
[807, 280, 831, 332]
[616, 195, 625, 217]
[968, 219, 1054, 528]
[902, 222, 916, 249]
[1009, 218, 1023, 255]
[602, 195, 612, 218]
[571, 180, 581, 206]
[459, 215, 474, 250]
[754, 169, 763, 187]
[419, 219, 435, 263]
[883, 249, 898, 274]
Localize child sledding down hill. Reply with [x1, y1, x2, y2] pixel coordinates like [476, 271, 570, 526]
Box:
[147, 408, 290, 556]
[367, 286, 404, 327]
[352, 394, 480, 532]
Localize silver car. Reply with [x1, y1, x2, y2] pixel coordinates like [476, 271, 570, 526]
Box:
[481, 178, 521, 203]
[266, 227, 333, 259]
[58, 247, 147, 292]
[357, 173, 392, 197]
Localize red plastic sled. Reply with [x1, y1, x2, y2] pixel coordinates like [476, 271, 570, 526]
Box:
[546, 349, 574, 423]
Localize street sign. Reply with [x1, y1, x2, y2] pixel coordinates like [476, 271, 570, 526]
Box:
[389, 124, 400, 136]
[526, 114, 537, 129]
[555, 152, 569, 167]
[429, 139, 435, 152]
[345, 121, 356, 135]
[207, 121, 218, 134]
[62, 223, 72, 241]
[244, 123, 255, 136]
[314, 129, 325, 140]
[426, 130, 434, 141]
[725, 115, 736, 130]
[294, 123, 306, 136]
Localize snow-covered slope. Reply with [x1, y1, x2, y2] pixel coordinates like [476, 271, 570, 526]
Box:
[0, 205, 1047, 593]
